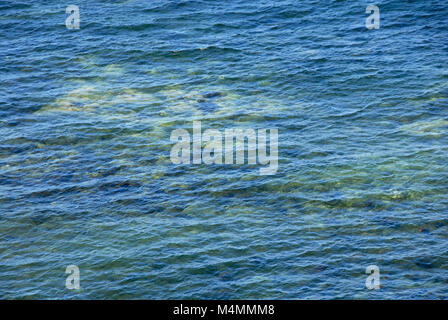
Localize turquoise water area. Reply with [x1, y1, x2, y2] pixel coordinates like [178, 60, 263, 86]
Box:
[0, 0, 447, 299]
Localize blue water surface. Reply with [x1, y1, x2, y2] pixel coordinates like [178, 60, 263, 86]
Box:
[0, 0, 447, 299]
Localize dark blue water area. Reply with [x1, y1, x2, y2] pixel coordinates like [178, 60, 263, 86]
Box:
[0, 0, 447, 299]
